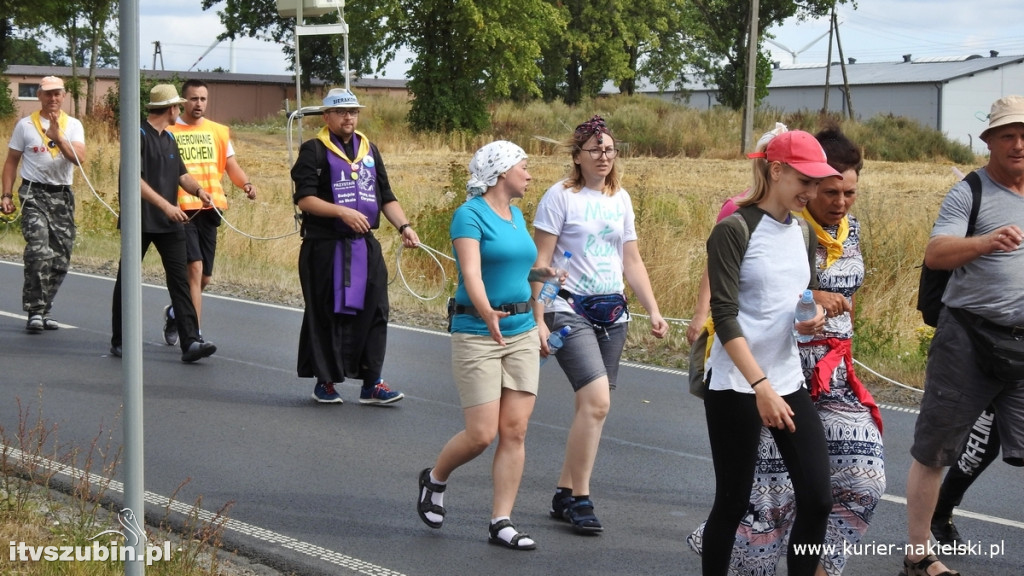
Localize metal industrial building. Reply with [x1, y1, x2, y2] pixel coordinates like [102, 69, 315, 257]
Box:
[675, 52, 1024, 154]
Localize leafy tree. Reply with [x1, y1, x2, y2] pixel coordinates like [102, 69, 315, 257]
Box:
[682, 0, 852, 110]
[10, 0, 117, 116]
[4, 35, 64, 66]
[208, 0, 562, 133]
[541, 0, 632, 105]
[387, 0, 562, 132]
[537, 0, 687, 103]
[202, 0, 392, 91]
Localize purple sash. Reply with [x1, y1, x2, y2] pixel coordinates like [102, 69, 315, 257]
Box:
[328, 133, 379, 314]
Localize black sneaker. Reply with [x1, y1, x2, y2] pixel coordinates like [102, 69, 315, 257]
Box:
[930, 516, 962, 546]
[181, 340, 216, 363]
[162, 305, 178, 346]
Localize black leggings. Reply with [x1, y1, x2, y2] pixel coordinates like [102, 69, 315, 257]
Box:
[702, 388, 832, 576]
[935, 405, 1000, 519]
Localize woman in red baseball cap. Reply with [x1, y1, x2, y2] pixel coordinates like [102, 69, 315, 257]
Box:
[699, 129, 834, 576]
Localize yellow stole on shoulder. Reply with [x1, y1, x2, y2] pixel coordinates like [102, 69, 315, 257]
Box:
[31, 111, 69, 159]
[801, 208, 848, 270]
[317, 127, 370, 163]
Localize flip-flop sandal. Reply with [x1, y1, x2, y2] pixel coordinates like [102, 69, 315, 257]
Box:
[487, 519, 536, 551]
[417, 467, 446, 529]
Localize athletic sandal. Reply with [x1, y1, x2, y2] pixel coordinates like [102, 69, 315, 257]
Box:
[487, 519, 536, 551]
[566, 498, 604, 534]
[417, 468, 446, 529]
[899, 554, 960, 576]
[549, 490, 573, 521]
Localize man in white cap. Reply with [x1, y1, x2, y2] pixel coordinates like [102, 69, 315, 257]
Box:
[902, 95, 1024, 576]
[109, 84, 217, 363]
[1, 76, 85, 333]
[290, 88, 419, 404]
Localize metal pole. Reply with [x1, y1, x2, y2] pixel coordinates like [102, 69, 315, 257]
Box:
[834, 11, 855, 120]
[119, 0, 144, 574]
[741, 0, 760, 153]
[294, 1, 303, 143]
[823, 8, 835, 114]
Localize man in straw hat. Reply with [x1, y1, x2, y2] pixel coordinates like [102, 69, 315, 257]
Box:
[902, 95, 1024, 576]
[1, 76, 86, 333]
[290, 88, 419, 404]
[109, 84, 217, 363]
[160, 78, 259, 347]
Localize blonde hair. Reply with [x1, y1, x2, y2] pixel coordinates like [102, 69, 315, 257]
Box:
[737, 159, 772, 207]
[737, 122, 788, 207]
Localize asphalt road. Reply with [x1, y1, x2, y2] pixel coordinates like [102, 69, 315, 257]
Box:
[1, 259, 1021, 575]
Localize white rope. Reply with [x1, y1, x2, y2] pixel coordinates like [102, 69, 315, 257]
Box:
[210, 204, 299, 241]
[390, 242, 454, 302]
[629, 312, 923, 393]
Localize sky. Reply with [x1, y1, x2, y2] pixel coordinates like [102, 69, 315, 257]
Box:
[132, 0, 1024, 79]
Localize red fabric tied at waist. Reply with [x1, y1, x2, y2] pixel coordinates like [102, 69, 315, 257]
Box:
[805, 337, 883, 434]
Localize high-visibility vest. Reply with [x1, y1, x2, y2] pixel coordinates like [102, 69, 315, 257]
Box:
[168, 119, 231, 210]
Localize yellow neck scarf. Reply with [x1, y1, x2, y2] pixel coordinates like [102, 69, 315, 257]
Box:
[31, 111, 69, 159]
[800, 208, 848, 270]
[317, 127, 369, 164]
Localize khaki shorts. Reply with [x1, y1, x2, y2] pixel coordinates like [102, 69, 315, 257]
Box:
[451, 328, 540, 408]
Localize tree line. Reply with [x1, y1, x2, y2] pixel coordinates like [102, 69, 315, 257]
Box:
[2, 0, 850, 131]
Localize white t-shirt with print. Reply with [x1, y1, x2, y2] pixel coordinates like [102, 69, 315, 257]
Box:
[533, 181, 637, 315]
[9, 114, 85, 186]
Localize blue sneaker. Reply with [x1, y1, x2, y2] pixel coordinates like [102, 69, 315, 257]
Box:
[359, 381, 404, 405]
[312, 381, 343, 404]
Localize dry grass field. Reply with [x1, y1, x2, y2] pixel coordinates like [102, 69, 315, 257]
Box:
[0, 102, 977, 399]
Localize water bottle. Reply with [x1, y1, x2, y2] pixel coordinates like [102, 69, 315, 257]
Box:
[539, 251, 573, 307]
[541, 326, 572, 366]
[794, 289, 818, 343]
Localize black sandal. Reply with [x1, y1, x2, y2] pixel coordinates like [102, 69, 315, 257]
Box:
[566, 498, 603, 534]
[900, 554, 960, 576]
[488, 519, 536, 550]
[417, 468, 446, 529]
[550, 491, 573, 521]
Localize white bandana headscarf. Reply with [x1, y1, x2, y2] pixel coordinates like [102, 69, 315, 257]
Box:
[466, 141, 527, 199]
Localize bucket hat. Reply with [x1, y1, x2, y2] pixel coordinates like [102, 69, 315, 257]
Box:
[980, 95, 1024, 142]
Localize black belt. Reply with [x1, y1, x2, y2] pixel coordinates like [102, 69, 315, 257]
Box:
[454, 301, 531, 317]
[951, 307, 1024, 338]
[22, 180, 70, 193]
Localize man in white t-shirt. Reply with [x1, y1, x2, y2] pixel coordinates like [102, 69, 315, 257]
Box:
[1, 76, 86, 333]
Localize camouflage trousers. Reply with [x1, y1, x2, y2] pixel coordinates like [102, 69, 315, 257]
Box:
[19, 183, 76, 316]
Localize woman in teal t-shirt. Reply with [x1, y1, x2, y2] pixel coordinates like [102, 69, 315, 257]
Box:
[417, 141, 557, 551]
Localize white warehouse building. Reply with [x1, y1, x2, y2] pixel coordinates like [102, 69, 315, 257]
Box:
[672, 52, 1024, 154]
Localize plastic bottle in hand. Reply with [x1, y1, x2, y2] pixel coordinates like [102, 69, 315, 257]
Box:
[539, 251, 573, 307]
[794, 289, 818, 343]
[541, 326, 572, 366]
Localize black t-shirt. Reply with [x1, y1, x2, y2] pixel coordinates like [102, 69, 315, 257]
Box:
[137, 121, 188, 234]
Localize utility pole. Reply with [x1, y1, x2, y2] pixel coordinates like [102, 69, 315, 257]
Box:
[822, 10, 835, 115]
[834, 10, 855, 120]
[152, 41, 163, 70]
[741, 0, 760, 154]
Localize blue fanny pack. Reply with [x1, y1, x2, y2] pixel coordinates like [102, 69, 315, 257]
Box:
[559, 290, 627, 327]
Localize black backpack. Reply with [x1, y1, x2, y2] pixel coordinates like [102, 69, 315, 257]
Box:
[916, 171, 982, 327]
